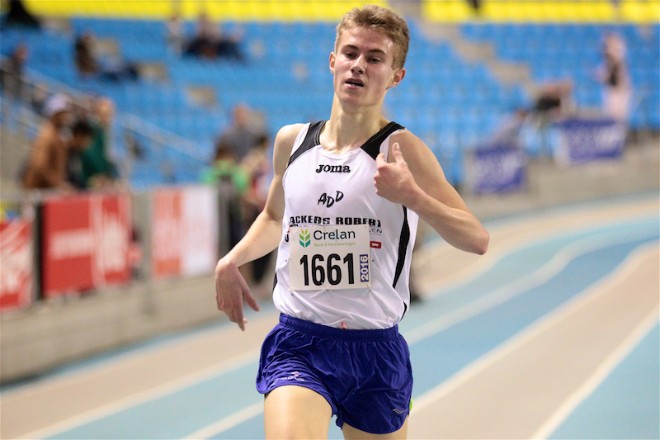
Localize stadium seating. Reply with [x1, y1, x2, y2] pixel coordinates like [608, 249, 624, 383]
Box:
[460, 22, 659, 130]
[2, 1, 658, 188]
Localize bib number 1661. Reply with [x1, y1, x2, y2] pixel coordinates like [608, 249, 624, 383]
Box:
[289, 225, 371, 290]
[299, 253, 369, 287]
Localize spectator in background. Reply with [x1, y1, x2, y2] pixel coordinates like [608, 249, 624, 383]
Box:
[506, 80, 573, 158]
[1, 0, 41, 29]
[185, 13, 220, 59]
[239, 134, 274, 295]
[74, 31, 140, 81]
[466, 0, 483, 15]
[66, 118, 96, 189]
[79, 97, 120, 188]
[184, 13, 246, 62]
[215, 104, 267, 162]
[201, 141, 250, 249]
[30, 82, 49, 115]
[22, 94, 75, 191]
[165, 13, 184, 54]
[240, 134, 271, 210]
[215, 23, 246, 62]
[0, 42, 28, 100]
[531, 79, 573, 120]
[598, 32, 631, 122]
[74, 32, 99, 76]
[203, 135, 275, 294]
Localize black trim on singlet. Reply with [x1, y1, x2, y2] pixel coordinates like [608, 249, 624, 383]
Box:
[392, 205, 410, 290]
[284, 120, 410, 303]
[287, 120, 405, 166]
[361, 121, 404, 160]
[288, 121, 325, 166]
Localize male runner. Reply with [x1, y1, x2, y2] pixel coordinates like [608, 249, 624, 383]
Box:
[214, 5, 489, 438]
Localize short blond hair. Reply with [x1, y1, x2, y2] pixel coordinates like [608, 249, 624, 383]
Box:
[335, 5, 410, 70]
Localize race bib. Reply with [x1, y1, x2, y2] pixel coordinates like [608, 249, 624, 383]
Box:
[289, 224, 371, 290]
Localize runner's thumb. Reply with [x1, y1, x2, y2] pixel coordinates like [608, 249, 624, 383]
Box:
[391, 142, 405, 164]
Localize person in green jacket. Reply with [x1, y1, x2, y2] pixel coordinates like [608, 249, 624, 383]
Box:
[79, 97, 119, 188]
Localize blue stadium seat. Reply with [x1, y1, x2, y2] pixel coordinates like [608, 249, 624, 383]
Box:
[6, 17, 656, 189]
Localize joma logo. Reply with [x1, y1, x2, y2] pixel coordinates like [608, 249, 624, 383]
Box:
[315, 164, 351, 173]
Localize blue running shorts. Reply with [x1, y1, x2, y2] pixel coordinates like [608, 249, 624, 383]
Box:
[256, 314, 413, 434]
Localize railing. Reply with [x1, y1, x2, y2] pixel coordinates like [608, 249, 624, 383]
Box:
[120, 114, 208, 190]
[0, 57, 209, 192]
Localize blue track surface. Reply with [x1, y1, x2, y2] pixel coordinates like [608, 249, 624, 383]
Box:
[2, 194, 658, 440]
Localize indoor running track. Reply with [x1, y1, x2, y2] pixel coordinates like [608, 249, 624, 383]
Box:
[2, 192, 658, 439]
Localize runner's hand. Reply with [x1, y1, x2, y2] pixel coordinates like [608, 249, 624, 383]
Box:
[374, 142, 417, 205]
[214, 259, 260, 331]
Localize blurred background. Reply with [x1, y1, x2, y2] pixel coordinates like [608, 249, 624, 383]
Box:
[1, 0, 658, 392]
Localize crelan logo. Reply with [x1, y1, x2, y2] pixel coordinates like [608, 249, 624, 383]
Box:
[298, 228, 311, 248]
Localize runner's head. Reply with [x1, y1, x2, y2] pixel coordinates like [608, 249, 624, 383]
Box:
[335, 5, 410, 71]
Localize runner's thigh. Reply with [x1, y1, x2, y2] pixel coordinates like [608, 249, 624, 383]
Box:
[264, 385, 333, 439]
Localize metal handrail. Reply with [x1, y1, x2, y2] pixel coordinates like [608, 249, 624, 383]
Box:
[1, 57, 208, 189]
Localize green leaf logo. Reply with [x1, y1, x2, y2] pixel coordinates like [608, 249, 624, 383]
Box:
[299, 228, 311, 248]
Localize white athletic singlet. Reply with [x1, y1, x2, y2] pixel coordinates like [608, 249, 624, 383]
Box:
[272, 121, 419, 329]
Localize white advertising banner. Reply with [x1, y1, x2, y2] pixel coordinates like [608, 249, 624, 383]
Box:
[152, 186, 218, 278]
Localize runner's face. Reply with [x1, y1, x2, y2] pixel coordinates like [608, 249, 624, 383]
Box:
[330, 27, 405, 108]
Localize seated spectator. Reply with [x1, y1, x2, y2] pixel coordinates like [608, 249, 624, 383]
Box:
[30, 82, 49, 115]
[74, 32, 98, 76]
[165, 13, 184, 54]
[531, 80, 574, 120]
[184, 13, 246, 62]
[74, 32, 140, 81]
[1, 0, 41, 29]
[215, 24, 246, 62]
[489, 108, 530, 146]
[184, 13, 218, 59]
[0, 43, 28, 100]
[466, 0, 483, 14]
[21, 94, 75, 191]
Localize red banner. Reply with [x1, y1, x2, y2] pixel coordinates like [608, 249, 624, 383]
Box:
[0, 218, 33, 311]
[41, 193, 132, 297]
[151, 186, 218, 279]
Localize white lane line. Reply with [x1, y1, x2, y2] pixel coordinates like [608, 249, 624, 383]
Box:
[405, 227, 655, 344]
[183, 401, 264, 439]
[530, 309, 659, 440]
[18, 349, 260, 440]
[414, 202, 658, 298]
[21, 230, 657, 439]
[411, 243, 657, 415]
[186, 241, 657, 438]
[1, 324, 226, 401]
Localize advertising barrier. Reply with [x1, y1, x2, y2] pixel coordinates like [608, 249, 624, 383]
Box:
[151, 186, 219, 279]
[0, 218, 33, 311]
[41, 192, 132, 297]
[468, 143, 527, 194]
[554, 117, 627, 165]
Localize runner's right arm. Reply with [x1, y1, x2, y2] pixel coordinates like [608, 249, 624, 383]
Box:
[214, 123, 302, 330]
